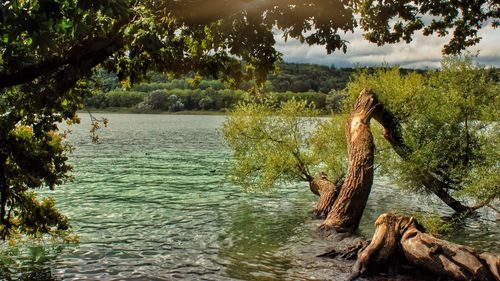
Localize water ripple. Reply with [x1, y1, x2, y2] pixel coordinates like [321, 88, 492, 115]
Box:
[1, 114, 498, 281]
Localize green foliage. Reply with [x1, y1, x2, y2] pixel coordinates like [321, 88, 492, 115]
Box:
[0, 125, 73, 240]
[1, 0, 497, 239]
[357, 0, 499, 54]
[308, 115, 349, 180]
[411, 212, 455, 236]
[84, 63, 433, 113]
[346, 56, 500, 205]
[223, 99, 347, 190]
[268, 63, 355, 93]
[223, 99, 318, 189]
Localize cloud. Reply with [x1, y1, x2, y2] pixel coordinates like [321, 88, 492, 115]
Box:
[274, 26, 500, 69]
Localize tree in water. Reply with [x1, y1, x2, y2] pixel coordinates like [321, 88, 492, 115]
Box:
[225, 58, 500, 279]
[223, 99, 347, 218]
[346, 55, 500, 214]
[224, 56, 499, 233]
[1, 0, 498, 239]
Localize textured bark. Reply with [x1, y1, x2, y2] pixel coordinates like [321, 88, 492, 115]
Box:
[349, 213, 500, 281]
[371, 102, 473, 213]
[309, 172, 342, 218]
[320, 89, 379, 233]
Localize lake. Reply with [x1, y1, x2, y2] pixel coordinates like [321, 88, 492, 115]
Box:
[1, 114, 498, 280]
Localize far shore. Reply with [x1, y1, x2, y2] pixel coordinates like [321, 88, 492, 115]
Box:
[79, 108, 228, 115]
[79, 107, 336, 116]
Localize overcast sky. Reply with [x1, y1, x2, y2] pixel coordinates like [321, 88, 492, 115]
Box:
[274, 26, 500, 69]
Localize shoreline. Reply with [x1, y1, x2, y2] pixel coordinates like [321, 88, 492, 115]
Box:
[79, 108, 336, 117]
[79, 108, 228, 115]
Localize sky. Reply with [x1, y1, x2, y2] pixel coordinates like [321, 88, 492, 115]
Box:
[274, 26, 500, 69]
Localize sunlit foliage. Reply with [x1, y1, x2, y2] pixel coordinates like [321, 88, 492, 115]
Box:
[223, 99, 347, 190]
[347, 56, 500, 206]
[1, 0, 498, 238]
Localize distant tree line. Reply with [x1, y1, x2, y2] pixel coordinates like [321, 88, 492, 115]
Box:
[85, 62, 350, 112]
[85, 62, 499, 113]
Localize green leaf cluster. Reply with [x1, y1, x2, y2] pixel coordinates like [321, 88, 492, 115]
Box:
[0, 124, 72, 240]
[223, 99, 347, 190]
[346, 55, 499, 204]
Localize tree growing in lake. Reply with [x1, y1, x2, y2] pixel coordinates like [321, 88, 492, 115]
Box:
[1, 0, 498, 238]
[223, 99, 347, 218]
[224, 56, 500, 232]
[346, 56, 499, 214]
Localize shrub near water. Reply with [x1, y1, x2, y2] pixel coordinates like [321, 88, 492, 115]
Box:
[346, 56, 499, 206]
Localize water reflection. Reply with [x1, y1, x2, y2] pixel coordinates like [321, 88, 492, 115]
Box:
[0, 114, 497, 280]
[219, 200, 307, 280]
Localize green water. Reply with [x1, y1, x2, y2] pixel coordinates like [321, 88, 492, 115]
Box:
[1, 114, 498, 280]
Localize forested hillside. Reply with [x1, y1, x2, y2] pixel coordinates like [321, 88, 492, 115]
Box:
[84, 62, 498, 113]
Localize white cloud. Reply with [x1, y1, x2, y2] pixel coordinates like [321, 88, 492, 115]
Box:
[274, 26, 500, 68]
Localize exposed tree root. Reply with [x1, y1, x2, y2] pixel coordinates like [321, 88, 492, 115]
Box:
[317, 239, 369, 260]
[346, 213, 500, 281]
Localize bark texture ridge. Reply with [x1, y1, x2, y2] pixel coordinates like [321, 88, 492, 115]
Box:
[349, 213, 500, 281]
[320, 89, 379, 232]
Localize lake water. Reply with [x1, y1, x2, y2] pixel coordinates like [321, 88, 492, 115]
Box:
[1, 114, 498, 280]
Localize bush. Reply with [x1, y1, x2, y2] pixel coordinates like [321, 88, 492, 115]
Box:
[198, 96, 214, 110]
[346, 56, 499, 206]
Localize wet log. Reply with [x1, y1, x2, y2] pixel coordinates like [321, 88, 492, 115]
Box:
[320, 89, 379, 233]
[349, 213, 500, 281]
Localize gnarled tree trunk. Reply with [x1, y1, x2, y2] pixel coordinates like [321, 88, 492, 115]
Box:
[309, 172, 342, 218]
[371, 101, 474, 213]
[320, 89, 379, 233]
[349, 213, 500, 281]
[315, 89, 500, 280]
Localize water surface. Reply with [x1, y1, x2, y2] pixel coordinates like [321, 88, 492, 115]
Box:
[1, 114, 498, 280]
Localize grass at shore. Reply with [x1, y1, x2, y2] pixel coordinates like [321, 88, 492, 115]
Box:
[80, 107, 228, 115]
[80, 107, 336, 117]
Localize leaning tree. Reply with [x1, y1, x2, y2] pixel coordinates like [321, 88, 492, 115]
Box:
[1, 0, 498, 239]
[224, 56, 499, 233]
[224, 61, 500, 280]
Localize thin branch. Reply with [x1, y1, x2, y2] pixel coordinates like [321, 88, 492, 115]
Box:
[486, 204, 500, 214]
[471, 193, 498, 211]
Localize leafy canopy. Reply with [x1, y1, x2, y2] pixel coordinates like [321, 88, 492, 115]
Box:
[0, 0, 498, 238]
[346, 55, 499, 206]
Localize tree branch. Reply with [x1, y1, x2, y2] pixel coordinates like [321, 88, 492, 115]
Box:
[371, 96, 473, 213]
[0, 18, 128, 91]
[0, 153, 9, 240]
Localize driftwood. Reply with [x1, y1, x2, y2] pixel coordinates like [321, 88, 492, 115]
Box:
[345, 213, 500, 281]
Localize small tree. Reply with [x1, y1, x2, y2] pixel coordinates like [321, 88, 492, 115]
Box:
[223, 99, 347, 217]
[346, 56, 499, 211]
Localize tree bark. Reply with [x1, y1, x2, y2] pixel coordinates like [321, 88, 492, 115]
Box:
[371, 101, 473, 213]
[320, 89, 379, 233]
[309, 172, 342, 218]
[348, 213, 500, 281]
